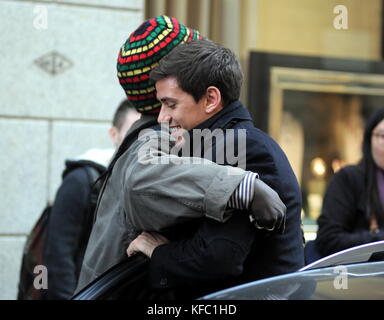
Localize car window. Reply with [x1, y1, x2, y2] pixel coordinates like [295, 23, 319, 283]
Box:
[301, 240, 384, 271]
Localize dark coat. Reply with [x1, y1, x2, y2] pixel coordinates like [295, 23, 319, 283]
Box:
[43, 160, 105, 299]
[149, 101, 305, 299]
[316, 164, 384, 257]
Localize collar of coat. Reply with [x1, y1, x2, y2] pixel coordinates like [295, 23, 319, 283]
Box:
[192, 100, 252, 132]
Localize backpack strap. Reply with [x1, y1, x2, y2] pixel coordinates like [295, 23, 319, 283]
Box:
[83, 165, 102, 216]
[84, 165, 102, 186]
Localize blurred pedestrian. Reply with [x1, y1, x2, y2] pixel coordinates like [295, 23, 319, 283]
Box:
[316, 108, 384, 257]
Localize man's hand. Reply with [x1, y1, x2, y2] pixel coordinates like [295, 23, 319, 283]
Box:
[250, 179, 286, 234]
[127, 231, 170, 258]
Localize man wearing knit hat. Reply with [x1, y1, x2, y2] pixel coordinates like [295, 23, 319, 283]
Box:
[75, 16, 286, 296]
[126, 39, 305, 298]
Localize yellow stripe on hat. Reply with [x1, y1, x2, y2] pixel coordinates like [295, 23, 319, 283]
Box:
[121, 47, 132, 57]
[137, 101, 161, 112]
[164, 15, 173, 28]
[126, 86, 156, 95]
[121, 46, 144, 56]
[182, 28, 191, 43]
[118, 63, 158, 78]
[144, 103, 161, 111]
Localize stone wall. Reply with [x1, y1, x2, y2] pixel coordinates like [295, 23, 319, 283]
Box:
[0, 0, 144, 300]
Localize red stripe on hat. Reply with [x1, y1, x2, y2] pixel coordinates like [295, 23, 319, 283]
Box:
[188, 30, 194, 41]
[129, 92, 156, 101]
[118, 57, 125, 64]
[150, 18, 157, 26]
[122, 74, 150, 83]
[134, 25, 155, 41]
[130, 19, 156, 42]
[118, 52, 133, 64]
[171, 17, 179, 30]
[117, 54, 126, 64]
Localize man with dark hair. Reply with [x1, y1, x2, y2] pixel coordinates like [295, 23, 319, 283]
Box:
[127, 39, 304, 298]
[76, 16, 286, 295]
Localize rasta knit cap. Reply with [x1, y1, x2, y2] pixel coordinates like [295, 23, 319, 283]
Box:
[117, 15, 203, 114]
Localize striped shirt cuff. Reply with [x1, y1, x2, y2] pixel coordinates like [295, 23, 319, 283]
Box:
[227, 171, 259, 210]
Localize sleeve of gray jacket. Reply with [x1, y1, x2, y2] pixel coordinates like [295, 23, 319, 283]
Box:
[123, 128, 247, 231]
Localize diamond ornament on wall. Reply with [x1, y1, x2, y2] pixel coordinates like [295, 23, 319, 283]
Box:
[34, 51, 73, 76]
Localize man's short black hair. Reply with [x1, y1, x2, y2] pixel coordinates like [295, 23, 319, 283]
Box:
[112, 99, 136, 129]
[150, 39, 243, 107]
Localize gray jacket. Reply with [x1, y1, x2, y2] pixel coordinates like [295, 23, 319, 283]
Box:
[76, 115, 246, 292]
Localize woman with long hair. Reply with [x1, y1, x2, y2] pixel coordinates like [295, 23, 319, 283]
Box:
[315, 108, 384, 257]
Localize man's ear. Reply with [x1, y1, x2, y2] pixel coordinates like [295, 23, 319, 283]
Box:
[108, 126, 119, 146]
[205, 86, 222, 114]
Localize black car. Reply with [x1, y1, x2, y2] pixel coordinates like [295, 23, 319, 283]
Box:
[72, 240, 384, 300]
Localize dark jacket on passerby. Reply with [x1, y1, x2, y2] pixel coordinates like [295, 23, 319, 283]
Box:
[316, 165, 384, 257]
[43, 158, 106, 299]
[149, 100, 305, 298]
